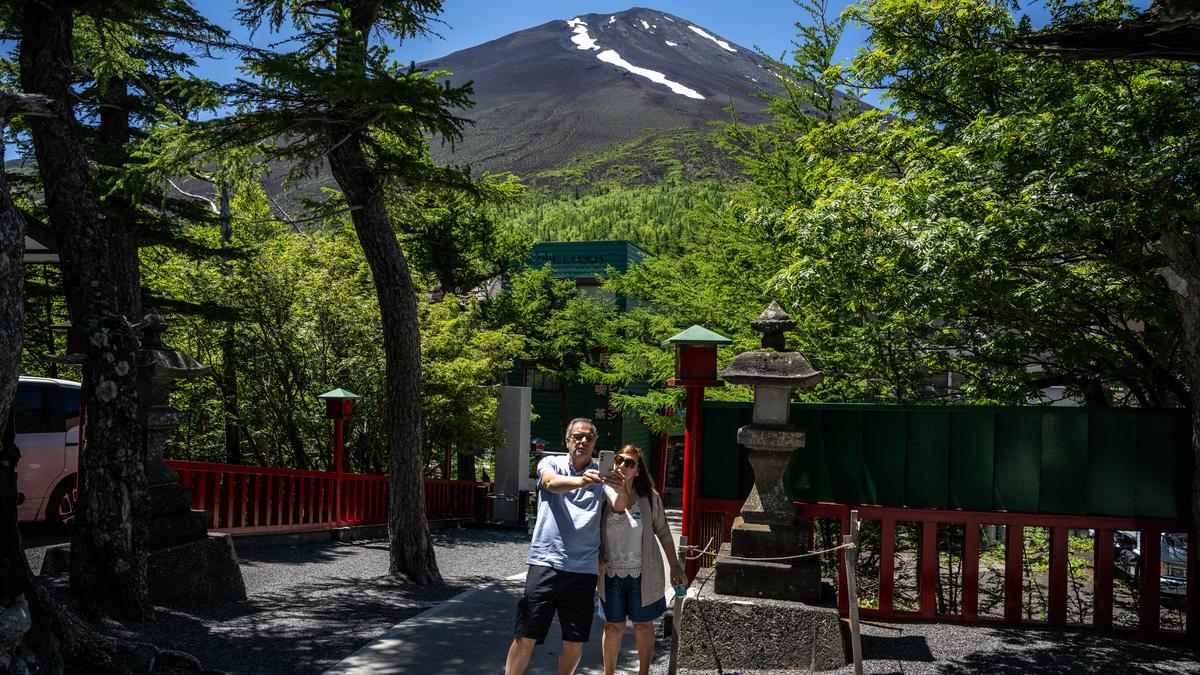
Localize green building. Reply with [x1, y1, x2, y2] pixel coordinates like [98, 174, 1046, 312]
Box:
[507, 241, 658, 459]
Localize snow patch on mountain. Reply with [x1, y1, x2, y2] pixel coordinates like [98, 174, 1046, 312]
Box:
[665, 40, 677, 46]
[688, 25, 737, 53]
[640, 19, 650, 29]
[567, 18, 599, 50]
[596, 49, 704, 100]
[609, 15, 615, 23]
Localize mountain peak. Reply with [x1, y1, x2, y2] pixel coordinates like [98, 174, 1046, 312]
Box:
[423, 7, 778, 177]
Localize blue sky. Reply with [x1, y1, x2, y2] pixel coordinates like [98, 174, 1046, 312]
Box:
[191, 0, 1149, 111]
[197, 1, 869, 86]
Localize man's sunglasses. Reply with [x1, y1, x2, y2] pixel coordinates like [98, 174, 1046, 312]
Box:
[569, 433, 595, 442]
[614, 456, 638, 468]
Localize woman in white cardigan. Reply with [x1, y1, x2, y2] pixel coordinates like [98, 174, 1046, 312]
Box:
[598, 445, 686, 675]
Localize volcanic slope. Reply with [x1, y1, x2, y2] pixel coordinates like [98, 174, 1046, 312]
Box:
[424, 7, 792, 178]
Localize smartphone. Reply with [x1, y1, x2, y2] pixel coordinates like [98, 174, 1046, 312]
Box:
[597, 450, 615, 477]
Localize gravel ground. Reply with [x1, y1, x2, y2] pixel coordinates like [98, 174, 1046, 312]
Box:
[22, 524, 1200, 674]
[102, 527, 530, 675]
[649, 620, 1200, 674]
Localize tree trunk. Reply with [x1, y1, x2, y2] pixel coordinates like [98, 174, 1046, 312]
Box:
[20, 1, 151, 621]
[0, 111, 30, 612]
[1160, 229, 1200, 541]
[324, 4, 441, 586]
[327, 141, 441, 584]
[97, 77, 141, 321]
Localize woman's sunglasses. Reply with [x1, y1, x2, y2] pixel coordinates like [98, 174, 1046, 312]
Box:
[614, 456, 638, 468]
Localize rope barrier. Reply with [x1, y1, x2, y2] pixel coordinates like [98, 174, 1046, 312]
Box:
[682, 541, 854, 562]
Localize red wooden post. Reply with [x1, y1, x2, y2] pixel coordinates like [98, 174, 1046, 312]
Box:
[1094, 528, 1114, 630]
[962, 522, 980, 621]
[837, 513, 850, 616]
[1051, 523, 1070, 624]
[920, 519, 937, 618]
[879, 517, 896, 615]
[1140, 528, 1161, 632]
[1048, 526, 1068, 625]
[1005, 524, 1025, 623]
[682, 385, 705, 581]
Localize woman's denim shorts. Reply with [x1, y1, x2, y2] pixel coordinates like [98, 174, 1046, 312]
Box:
[600, 574, 667, 623]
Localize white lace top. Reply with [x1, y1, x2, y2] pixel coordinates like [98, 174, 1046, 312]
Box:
[603, 502, 644, 577]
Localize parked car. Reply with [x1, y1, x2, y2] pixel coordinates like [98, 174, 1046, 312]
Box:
[14, 376, 80, 528]
[1115, 530, 1188, 600]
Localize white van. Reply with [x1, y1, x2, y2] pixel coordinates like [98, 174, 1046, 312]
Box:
[15, 376, 80, 528]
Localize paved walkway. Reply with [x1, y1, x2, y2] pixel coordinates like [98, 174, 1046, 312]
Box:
[327, 509, 686, 674]
[325, 571, 648, 674]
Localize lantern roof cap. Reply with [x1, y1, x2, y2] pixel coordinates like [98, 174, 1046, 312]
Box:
[318, 388, 360, 400]
[663, 325, 731, 346]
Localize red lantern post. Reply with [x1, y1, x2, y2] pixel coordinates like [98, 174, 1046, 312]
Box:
[318, 388, 359, 524]
[664, 325, 730, 581]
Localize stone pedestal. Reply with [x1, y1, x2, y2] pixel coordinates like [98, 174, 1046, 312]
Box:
[137, 315, 247, 605]
[147, 533, 247, 607]
[41, 533, 248, 608]
[715, 524, 822, 602]
[678, 567, 847, 671]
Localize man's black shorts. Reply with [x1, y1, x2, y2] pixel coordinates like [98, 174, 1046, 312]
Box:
[514, 564, 598, 643]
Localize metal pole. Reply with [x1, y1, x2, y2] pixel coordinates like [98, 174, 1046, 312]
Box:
[681, 386, 704, 581]
[843, 509, 863, 675]
[668, 534, 688, 675]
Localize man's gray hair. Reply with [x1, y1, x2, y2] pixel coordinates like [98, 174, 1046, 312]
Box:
[565, 418, 596, 436]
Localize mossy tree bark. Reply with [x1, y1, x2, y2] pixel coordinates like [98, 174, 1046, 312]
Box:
[19, 0, 151, 621]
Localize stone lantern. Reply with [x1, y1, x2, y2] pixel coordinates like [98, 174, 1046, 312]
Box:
[136, 315, 246, 605]
[714, 301, 823, 600]
[676, 302, 845, 671]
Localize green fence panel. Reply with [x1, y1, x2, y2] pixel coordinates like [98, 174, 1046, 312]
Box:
[788, 408, 830, 502]
[1039, 410, 1089, 515]
[906, 411, 951, 509]
[1085, 413, 1136, 516]
[949, 410, 995, 511]
[862, 410, 908, 506]
[701, 401, 1190, 520]
[822, 409, 866, 504]
[992, 410, 1042, 512]
[1136, 411, 1187, 519]
[701, 405, 748, 500]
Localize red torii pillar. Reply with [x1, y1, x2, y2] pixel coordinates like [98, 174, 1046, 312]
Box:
[664, 325, 730, 582]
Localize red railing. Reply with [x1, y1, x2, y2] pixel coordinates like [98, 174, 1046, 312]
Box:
[696, 498, 1198, 638]
[167, 460, 489, 534]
